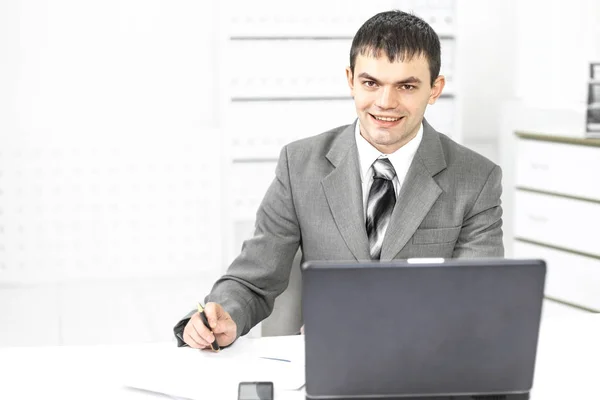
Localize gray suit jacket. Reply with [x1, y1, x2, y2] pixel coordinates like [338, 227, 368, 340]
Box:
[203, 119, 503, 339]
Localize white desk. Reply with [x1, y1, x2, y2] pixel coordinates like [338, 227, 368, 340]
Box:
[0, 314, 598, 400]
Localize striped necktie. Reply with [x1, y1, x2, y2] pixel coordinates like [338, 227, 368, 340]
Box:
[366, 158, 397, 260]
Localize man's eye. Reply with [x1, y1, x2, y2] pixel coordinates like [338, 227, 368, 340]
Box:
[363, 81, 377, 88]
[401, 85, 416, 90]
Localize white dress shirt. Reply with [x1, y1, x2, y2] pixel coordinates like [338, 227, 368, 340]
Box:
[355, 120, 423, 220]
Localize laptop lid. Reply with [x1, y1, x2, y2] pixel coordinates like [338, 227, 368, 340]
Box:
[302, 258, 546, 399]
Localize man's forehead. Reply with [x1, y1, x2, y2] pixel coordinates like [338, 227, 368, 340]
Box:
[354, 52, 430, 79]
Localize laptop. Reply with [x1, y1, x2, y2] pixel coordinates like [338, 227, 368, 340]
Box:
[302, 258, 546, 400]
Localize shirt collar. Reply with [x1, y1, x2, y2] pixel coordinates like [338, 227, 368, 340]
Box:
[355, 119, 423, 182]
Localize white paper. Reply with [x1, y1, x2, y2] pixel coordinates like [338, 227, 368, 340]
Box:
[123, 336, 305, 399]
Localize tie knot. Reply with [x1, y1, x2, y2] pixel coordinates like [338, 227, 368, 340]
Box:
[372, 158, 396, 180]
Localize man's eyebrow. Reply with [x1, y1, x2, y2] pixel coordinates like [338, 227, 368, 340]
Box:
[357, 72, 380, 82]
[357, 73, 422, 85]
[397, 76, 422, 84]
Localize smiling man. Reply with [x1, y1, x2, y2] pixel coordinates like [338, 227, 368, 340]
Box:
[175, 10, 503, 350]
[348, 54, 442, 154]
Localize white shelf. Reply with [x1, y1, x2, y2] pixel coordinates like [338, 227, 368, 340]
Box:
[514, 134, 600, 313]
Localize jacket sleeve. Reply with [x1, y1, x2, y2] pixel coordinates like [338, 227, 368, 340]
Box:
[204, 146, 302, 339]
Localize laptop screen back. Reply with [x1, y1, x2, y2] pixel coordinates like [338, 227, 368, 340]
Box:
[302, 259, 546, 399]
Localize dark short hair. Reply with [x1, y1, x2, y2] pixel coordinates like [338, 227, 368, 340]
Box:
[349, 10, 441, 86]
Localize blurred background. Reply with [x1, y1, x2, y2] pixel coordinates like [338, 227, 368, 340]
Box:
[1, 0, 599, 347]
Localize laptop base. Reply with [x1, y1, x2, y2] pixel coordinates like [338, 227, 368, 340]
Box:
[306, 394, 529, 400]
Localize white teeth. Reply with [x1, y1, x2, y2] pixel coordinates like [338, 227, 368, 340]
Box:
[374, 116, 400, 122]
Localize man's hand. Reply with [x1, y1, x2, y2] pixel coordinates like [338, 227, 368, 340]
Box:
[183, 302, 237, 349]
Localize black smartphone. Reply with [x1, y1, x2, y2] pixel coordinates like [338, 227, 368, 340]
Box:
[238, 381, 274, 400]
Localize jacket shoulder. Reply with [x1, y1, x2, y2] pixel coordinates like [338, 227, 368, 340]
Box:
[437, 132, 499, 177]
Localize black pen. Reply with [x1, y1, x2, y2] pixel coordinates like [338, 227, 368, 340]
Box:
[197, 303, 221, 352]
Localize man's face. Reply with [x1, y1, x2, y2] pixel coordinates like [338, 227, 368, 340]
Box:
[346, 52, 445, 154]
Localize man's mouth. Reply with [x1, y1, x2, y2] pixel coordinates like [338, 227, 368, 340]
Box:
[369, 113, 403, 122]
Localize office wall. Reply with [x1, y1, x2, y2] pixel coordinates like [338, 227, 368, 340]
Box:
[0, 0, 222, 345]
[455, 0, 517, 163]
[457, 0, 600, 161]
[515, 0, 600, 109]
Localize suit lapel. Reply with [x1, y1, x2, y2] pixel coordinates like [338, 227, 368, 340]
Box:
[380, 119, 447, 260]
[321, 123, 371, 261]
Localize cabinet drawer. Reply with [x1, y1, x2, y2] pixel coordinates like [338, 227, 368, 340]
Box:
[514, 190, 600, 257]
[516, 139, 600, 201]
[513, 241, 600, 312]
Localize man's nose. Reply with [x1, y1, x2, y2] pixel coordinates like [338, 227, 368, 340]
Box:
[375, 86, 398, 110]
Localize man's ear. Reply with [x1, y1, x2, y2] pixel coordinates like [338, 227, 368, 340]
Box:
[345, 66, 355, 97]
[428, 75, 446, 105]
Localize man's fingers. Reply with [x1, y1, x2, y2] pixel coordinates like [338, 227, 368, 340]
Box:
[183, 320, 210, 349]
[204, 302, 221, 329]
[199, 302, 237, 348]
[183, 330, 209, 349]
[192, 315, 215, 343]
